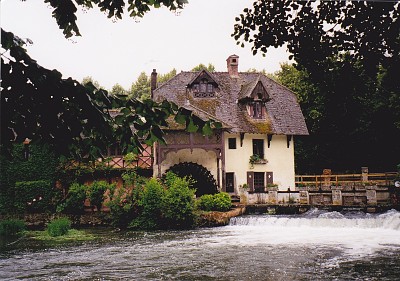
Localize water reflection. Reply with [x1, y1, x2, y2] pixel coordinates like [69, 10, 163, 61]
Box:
[1, 209, 400, 280]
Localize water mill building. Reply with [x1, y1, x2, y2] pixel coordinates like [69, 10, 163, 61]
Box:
[151, 55, 309, 196]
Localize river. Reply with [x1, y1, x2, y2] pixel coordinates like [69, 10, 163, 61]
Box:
[1, 209, 400, 280]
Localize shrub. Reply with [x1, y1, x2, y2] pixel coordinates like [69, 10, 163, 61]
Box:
[0, 219, 26, 237]
[14, 180, 58, 213]
[162, 173, 196, 229]
[130, 178, 165, 230]
[106, 171, 146, 228]
[88, 181, 113, 211]
[47, 217, 71, 237]
[57, 183, 87, 214]
[197, 192, 232, 212]
[197, 194, 214, 211]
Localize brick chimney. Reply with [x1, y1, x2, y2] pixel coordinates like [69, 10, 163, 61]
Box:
[226, 54, 239, 78]
[150, 69, 157, 99]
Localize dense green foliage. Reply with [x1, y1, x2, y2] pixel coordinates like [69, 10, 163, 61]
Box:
[275, 60, 400, 173]
[47, 218, 72, 237]
[191, 63, 216, 72]
[161, 172, 196, 229]
[87, 181, 114, 211]
[0, 144, 59, 214]
[0, 219, 26, 237]
[234, 1, 400, 173]
[108, 172, 197, 230]
[197, 192, 232, 212]
[56, 183, 87, 215]
[106, 171, 144, 228]
[14, 180, 57, 213]
[130, 178, 165, 230]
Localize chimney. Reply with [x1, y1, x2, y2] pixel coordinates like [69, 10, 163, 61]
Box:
[226, 54, 239, 78]
[150, 69, 157, 99]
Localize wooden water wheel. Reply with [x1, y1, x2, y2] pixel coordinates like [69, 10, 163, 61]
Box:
[165, 162, 218, 197]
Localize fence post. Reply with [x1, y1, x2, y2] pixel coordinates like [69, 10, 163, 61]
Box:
[362, 167, 368, 182]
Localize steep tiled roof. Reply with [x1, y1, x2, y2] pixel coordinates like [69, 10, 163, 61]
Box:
[153, 71, 309, 135]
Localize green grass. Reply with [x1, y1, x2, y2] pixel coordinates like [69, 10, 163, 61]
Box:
[28, 229, 95, 243]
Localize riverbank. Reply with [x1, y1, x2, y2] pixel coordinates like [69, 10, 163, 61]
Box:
[0, 206, 247, 229]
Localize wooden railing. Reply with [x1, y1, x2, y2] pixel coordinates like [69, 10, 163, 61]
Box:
[64, 145, 153, 170]
[295, 172, 397, 188]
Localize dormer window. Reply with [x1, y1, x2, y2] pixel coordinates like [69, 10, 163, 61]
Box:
[188, 70, 218, 98]
[252, 101, 264, 119]
[192, 79, 216, 98]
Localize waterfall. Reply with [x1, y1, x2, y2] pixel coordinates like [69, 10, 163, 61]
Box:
[229, 209, 400, 231]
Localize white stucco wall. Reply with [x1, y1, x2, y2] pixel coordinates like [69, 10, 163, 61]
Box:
[224, 133, 296, 192]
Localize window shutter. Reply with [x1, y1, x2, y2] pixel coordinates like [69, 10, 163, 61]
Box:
[247, 171, 254, 192]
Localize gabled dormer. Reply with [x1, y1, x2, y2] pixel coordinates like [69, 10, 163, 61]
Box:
[239, 76, 270, 120]
[187, 69, 218, 98]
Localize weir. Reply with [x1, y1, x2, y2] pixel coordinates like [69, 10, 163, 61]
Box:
[2, 209, 400, 280]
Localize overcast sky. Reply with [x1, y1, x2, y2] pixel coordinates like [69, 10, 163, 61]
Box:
[1, 0, 290, 90]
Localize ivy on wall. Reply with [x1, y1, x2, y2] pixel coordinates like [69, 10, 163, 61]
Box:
[0, 144, 58, 214]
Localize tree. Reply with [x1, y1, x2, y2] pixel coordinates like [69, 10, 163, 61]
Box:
[191, 63, 215, 72]
[1, 30, 221, 160]
[129, 72, 150, 100]
[233, 1, 399, 79]
[82, 76, 103, 90]
[40, 0, 188, 38]
[110, 83, 128, 96]
[158, 68, 177, 84]
[1, 29, 115, 158]
[234, 1, 400, 172]
[275, 59, 400, 173]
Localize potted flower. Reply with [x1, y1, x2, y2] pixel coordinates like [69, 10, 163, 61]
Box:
[249, 154, 268, 168]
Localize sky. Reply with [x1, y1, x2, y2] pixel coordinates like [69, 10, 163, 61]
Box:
[1, 0, 290, 90]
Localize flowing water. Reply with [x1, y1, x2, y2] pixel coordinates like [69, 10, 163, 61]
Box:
[1, 209, 400, 280]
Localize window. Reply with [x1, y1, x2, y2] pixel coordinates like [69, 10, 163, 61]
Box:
[252, 101, 263, 119]
[252, 139, 264, 159]
[200, 79, 207, 93]
[226, 172, 234, 193]
[228, 138, 236, 149]
[207, 83, 213, 93]
[192, 78, 215, 98]
[254, 172, 265, 192]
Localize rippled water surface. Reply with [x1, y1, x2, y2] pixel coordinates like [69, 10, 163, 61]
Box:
[1, 209, 400, 280]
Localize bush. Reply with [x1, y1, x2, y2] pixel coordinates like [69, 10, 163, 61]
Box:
[57, 183, 87, 214]
[106, 171, 146, 228]
[14, 180, 57, 213]
[130, 178, 165, 230]
[162, 172, 196, 229]
[88, 181, 113, 211]
[197, 192, 232, 212]
[47, 217, 71, 237]
[0, 219, 26, 237]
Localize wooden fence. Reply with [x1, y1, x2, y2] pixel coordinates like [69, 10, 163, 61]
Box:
[295, 172, 397, 189]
